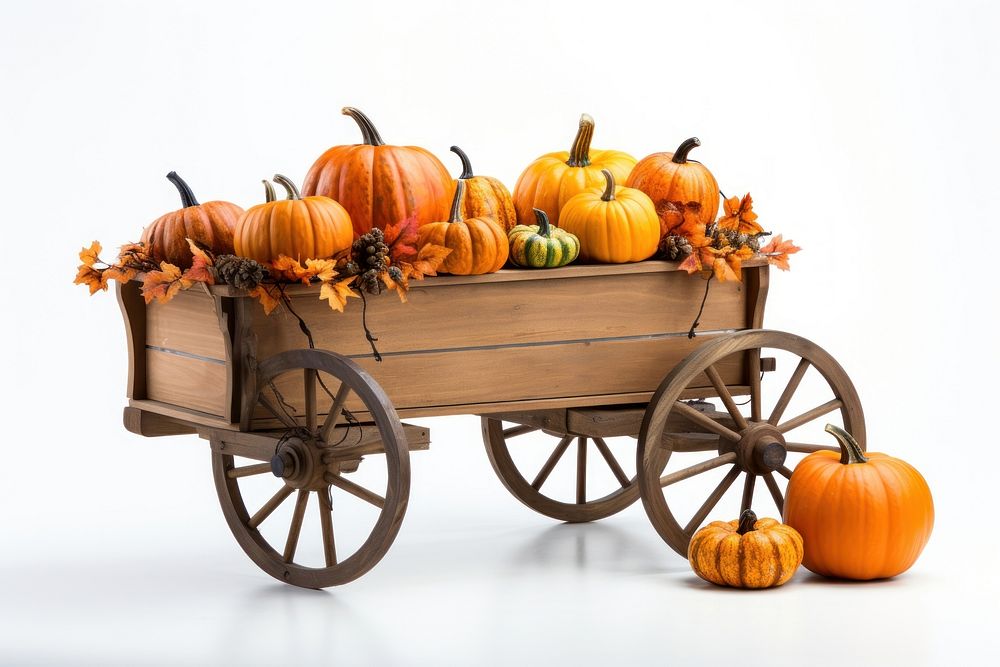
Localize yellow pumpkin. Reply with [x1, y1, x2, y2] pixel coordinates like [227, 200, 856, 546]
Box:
[557, 169, 660, 263]
[512, 114, 636, 226]
[688, 510, 804, 589]
[417, 181, 508, 275]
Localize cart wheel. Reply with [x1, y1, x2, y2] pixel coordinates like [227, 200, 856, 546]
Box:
[212, 349, 409, 588]
[637, 330, 865, 557]
[482, 417, 640, 522]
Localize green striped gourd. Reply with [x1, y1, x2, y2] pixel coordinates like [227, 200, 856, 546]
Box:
[508, 209, 580, 268]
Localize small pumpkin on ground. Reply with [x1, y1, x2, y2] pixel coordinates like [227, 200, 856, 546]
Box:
[301, 107, 453, 235]
[141, 171, 243, 268]
[512, 113, 636, 226]
[688, 510, 804, 589]
[450, 146, 517, 231]
[417, 180, 509, 275]
[557, 169, 660, 263]
[626, 137, 720, 227]
[783, 424, 934, 580]
[508, 209, 580, 268]
[234, 174, 354, 265]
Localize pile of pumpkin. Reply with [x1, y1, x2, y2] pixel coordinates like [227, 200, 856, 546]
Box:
[139, 108, 721, 274]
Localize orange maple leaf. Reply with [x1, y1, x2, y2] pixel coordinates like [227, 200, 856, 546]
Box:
[408, 244, 452, 280]
[319, 276, 360, 312]
[79, 241, 103, 268]
[181, 239, 215, 285]
[384, 214, 420, 263]
[270, 255, 312, 284]
[249, 285, 282, 315]
[717, 193, 763, 235]
[141, 262, 187, 304]
[304, 258, 338, 283]
[103, 265, 138, 284]
[381, 269, 409, 303]
[759, 235, 801, 271]
[74, 265, 109, 294]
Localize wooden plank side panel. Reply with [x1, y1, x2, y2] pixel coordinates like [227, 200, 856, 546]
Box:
[145, 350, 227, 416]
[146, 289, 227, 360]
[252, 270, 748, 360]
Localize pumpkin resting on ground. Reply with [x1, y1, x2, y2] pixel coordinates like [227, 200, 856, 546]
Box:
[688, 510, 803, 589]
[783, 424, 934, 580]
[450, 146, 517, 231]
[301, 107, 452, 235]
[141, 171, 243, 268]
[233, 174, 353, 265]
[417, 180, 508, 275]
[626, 137, 720, 227]
[508, 209, 580, 268]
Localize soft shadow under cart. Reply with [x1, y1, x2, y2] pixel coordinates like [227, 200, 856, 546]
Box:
[118, 259, 864, 587]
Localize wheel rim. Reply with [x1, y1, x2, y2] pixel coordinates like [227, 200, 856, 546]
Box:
[212, 349, 409, 588]
[637, 330, 865, 556]
[482, 417, 641, 523]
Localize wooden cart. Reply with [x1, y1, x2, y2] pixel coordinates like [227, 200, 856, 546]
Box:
[118, 259, 864, 588]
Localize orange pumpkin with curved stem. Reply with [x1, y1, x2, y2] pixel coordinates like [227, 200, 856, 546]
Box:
[783, 424, 934, 580]
[141, 171, 243, 268]
[688, 510, 803, 588]
[450, 145, 517, 231]
[234, 174, 353, 264]
[627, 137, 720, 227]
[512, 113, 636, 226]
[417, 181, 508, 275]
[301, 107, 452, 235]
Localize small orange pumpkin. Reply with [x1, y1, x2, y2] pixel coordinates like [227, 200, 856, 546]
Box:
[783, 425, 934, 580]
[512, 114, 636, 226]
[234, 174, 353, 264]
[417, 180, 508, 275]
[689, 510, 803, 588]
[450, 146, 517, 231]
[301, 107, 452, 235]
[627, 137, 720, 227]
[557, 169, 660, 263]
[141, 171, 243, 268]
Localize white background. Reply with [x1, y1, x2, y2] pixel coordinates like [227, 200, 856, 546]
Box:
[2, 0, 999, 665]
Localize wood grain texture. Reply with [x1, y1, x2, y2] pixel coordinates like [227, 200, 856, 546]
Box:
[146, 289, 228, 361]
[122, 406, 196, 437]
[146, 350, 227, 416]
[116, 281, 147, 400]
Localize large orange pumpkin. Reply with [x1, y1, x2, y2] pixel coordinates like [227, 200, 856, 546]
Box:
[141, 171, 243, 268]
[626, 137, 720, 227]
[234, 174, 353, 264]
[783, 424, 934, 580]
[301, 107, 452, 236]
[417, 181, 508, 275]
[512, 113, 636, 226]
[450, 145, 517, 231]
[557, 169, 660, 263]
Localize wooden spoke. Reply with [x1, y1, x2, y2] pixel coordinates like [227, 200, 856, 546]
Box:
[763, 472, 783, 514]
[705, 365, 748, 430]
[684, 466, 741, 535]
[778, 399, 843, 433]
[318, 489, 337, 567]
[283, 490, 309, 563]
[749, 351, 762, 423]
[248, 484, 294, 529]
[227, 462, 274, 479]
[531, 436, 573, 490]
[304, 368, 317, 433]
[672, 401, 742, 442]
[768, 358, 810, 425]
[325, 472, 386, 509]
[777, 465, 794, 480]
[319, 382, 352, 443]
[594, 437, 630, 488]
[576, 437, 587, 504]
[784, 442, 839, 454]
[259, 394, 299, 430]
[503, 424, 539, 439]
[741, 473, 756, 514]
[659, 452, 738, 488]
[663, 433, 722, 452]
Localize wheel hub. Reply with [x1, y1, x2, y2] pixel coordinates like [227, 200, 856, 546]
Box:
[721, 422, 787, 474]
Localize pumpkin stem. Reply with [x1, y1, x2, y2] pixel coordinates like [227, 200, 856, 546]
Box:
[342, 107, 385, 147]
[737, 509, 758, 535]
[262, 179, 276, 203]
[272, 174, 302, 201]
[166, 171, 199, 208]
[600, 169, 616, 201]
[566, 113, 595, 168]
[825, 424, 869, 465]
[533, 208, 552, 237]
[448, 180, 465, 223]
[672, 137, 701, 164]
[451, 146, 475, 179]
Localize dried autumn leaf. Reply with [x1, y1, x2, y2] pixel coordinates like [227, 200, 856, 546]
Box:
[384, 214, 420, 263]
[408, 244, 452, 280]
[182, 239, 215, 285]
[381, 269, 409, 303]
[679, 253, 702, 274]
[270, 255, 312, 284]
[725, 245, 755, 278]
[103, 264, 138, 284]
[249, 285, 282, 315]
[141, 262, 186, 304]
[319, 276, 360, 313]
[79, 241, 103, 268]
[74, 265, 109, 294]
[759, 234, 801, 271]
[717, 193, 763, 235]
[304, 258, 338, 283]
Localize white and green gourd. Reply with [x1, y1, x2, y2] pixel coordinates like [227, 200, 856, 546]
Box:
[508, 209, 580, 268]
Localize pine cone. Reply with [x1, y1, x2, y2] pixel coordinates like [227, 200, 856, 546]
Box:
[216, 255, 266, 290]
[660, 235, 693, 260]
